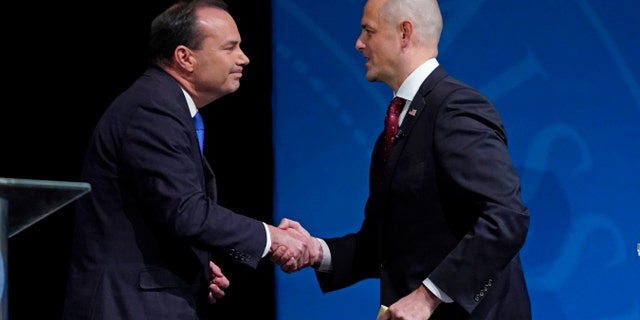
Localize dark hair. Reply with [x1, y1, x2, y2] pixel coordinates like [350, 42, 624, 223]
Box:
[148, 0, 229, 67]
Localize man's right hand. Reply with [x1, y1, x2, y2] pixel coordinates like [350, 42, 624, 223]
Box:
[269, 218, 323, 273]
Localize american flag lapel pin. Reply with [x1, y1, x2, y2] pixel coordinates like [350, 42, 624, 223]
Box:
[408, 109, 417, 117]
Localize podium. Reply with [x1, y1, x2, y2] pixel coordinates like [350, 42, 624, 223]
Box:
[0, 177, 91, 320]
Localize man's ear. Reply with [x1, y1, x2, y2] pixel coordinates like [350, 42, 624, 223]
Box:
[400, 20, 413, 45]
[174, 45, 195, 73]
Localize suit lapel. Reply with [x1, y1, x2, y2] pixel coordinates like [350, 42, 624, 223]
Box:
[200, 155, 217, 199]
[384, 66, 448, 171]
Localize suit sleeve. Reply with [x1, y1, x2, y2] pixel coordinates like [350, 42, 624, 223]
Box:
[315, 203, 381, 292]
[121, 102, 267, 268]
[427, 87, 530, 311]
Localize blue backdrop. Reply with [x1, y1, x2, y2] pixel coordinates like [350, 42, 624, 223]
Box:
[272, 0, 639, 319]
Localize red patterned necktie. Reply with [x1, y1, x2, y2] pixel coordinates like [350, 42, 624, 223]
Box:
[383, 97, 405, 161]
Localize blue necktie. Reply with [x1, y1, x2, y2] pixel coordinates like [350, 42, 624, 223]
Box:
[193, 112, 205, 153]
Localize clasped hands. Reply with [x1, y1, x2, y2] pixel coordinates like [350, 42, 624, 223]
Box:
[208, 218, 320, 304]
[268, 218, 322, 273]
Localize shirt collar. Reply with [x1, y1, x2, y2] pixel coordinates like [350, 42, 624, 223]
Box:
[181, 87, 198, 117]
[395, 58, 439, 102]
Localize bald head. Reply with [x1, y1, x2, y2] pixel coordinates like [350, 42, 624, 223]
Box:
[380, 0, 442, 50]
[356, 0, 443, 90]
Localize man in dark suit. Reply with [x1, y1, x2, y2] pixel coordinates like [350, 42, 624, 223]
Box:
[62, 1, 309, 319]
[273, 0, 532, 319]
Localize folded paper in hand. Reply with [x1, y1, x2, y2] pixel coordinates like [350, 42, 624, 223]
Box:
[377, 305, 388, 319]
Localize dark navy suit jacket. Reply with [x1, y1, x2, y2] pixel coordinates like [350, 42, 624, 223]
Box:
[316, 66, 532, 319]
[63, 67, 267, 319]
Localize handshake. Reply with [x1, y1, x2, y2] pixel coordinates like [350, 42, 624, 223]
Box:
[267, 218, 323, 273]
[208, 218, 322, 304]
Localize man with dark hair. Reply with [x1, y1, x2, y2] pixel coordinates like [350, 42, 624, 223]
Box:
[63, 1, 308, 319]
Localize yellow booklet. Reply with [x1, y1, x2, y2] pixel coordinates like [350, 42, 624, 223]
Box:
[377, 305, 388, 319]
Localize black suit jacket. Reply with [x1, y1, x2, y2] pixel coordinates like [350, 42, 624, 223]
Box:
[63, 67, 267, 319]
[317, 66, 531, 319]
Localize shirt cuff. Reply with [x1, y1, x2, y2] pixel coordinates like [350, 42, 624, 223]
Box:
[314, 237, 332, 272]
[262, 222, 271, 258]
[422, 278, 453, 303]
